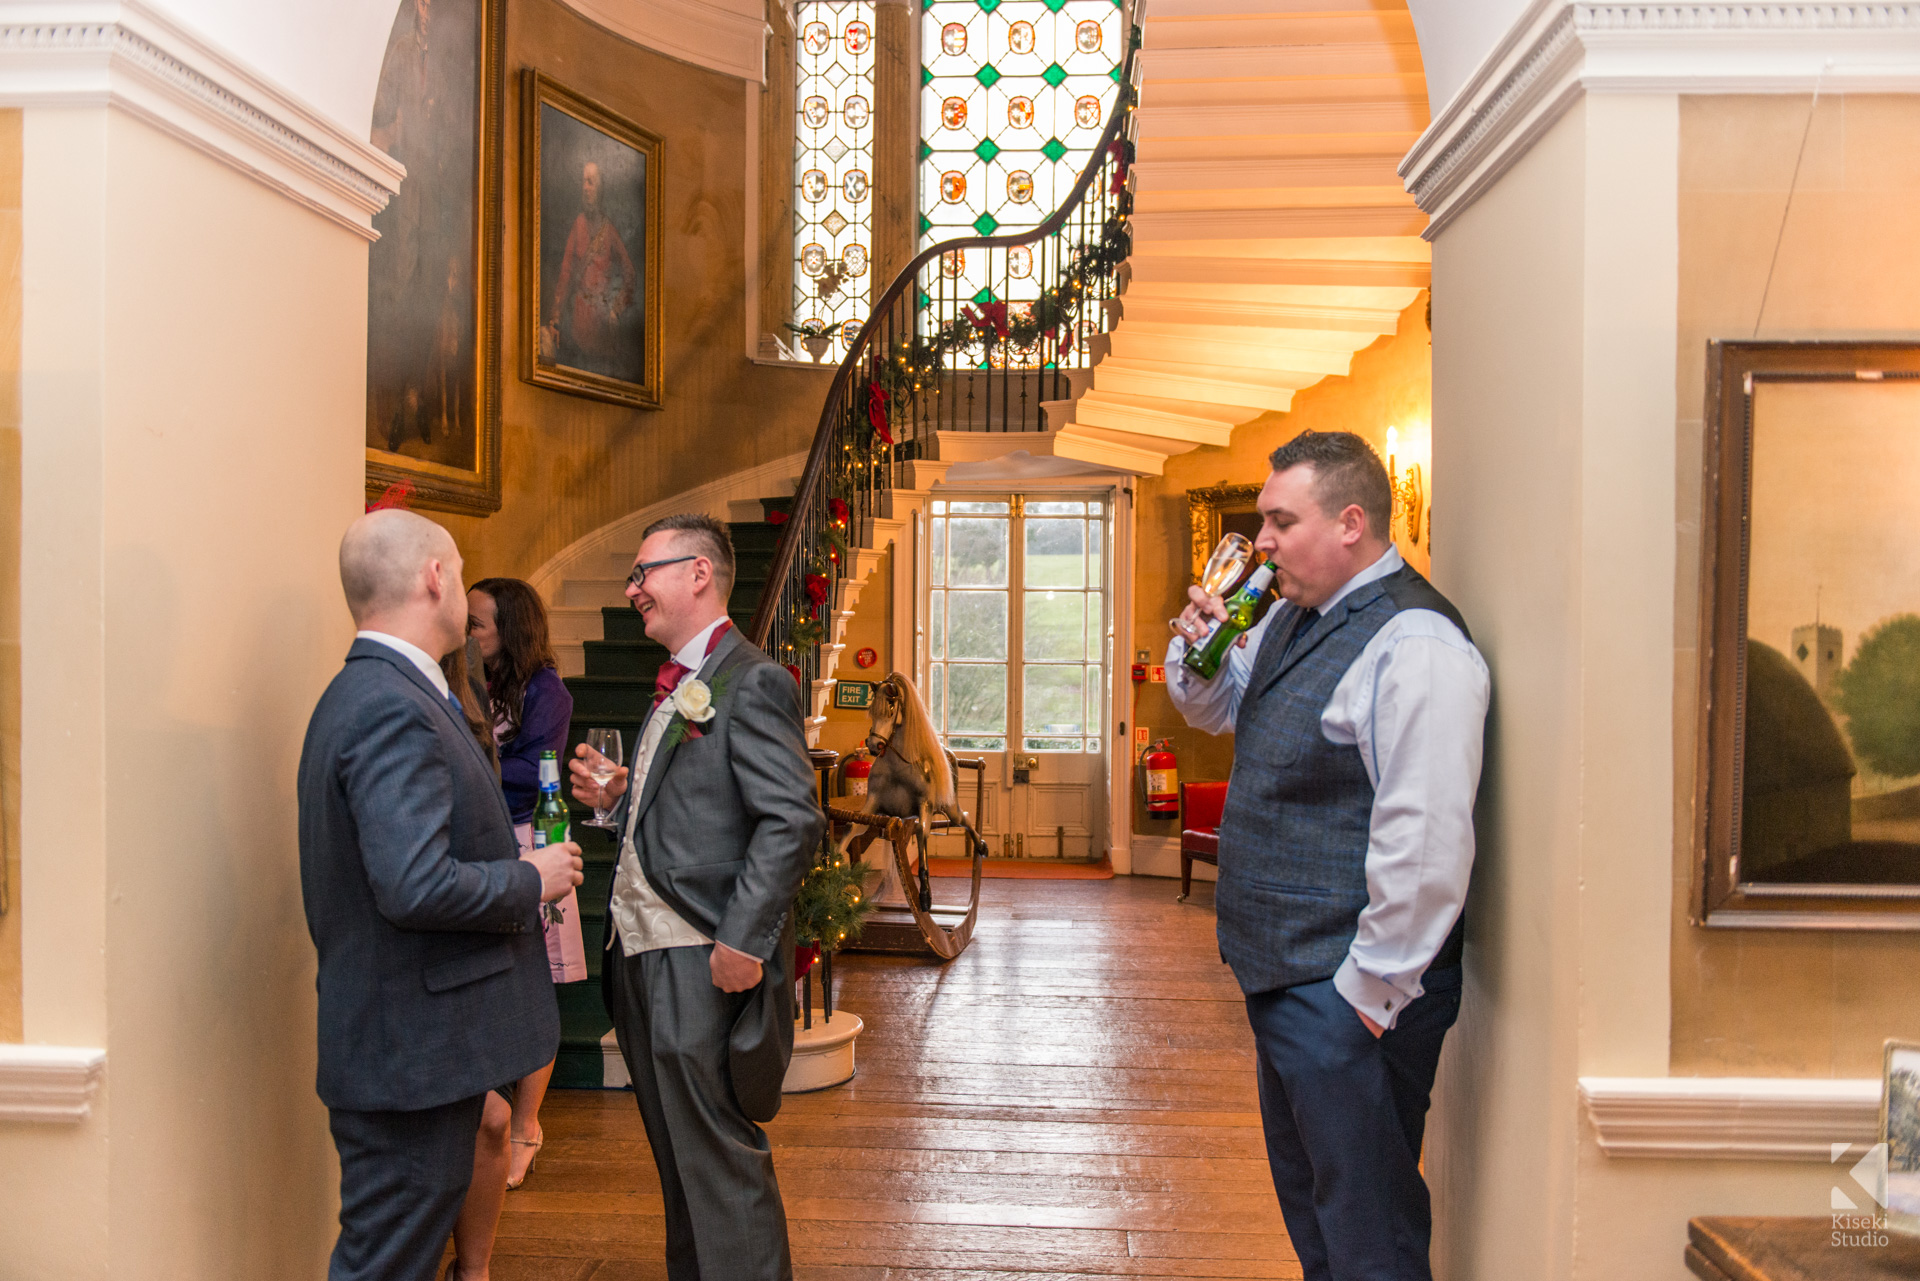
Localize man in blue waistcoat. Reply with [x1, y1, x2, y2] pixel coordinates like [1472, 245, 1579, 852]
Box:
[1166, 430, 1489, 1281]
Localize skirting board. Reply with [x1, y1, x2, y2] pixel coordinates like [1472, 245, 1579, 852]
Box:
[1579, 1075, 1882, 1160]
[1130, 835, 1216, 883]
[0, 1045, 106, 1122]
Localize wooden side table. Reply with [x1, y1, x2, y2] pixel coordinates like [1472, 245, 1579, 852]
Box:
[1688, 1216, 1920, 1280]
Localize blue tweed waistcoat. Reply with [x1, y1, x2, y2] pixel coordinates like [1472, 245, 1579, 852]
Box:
[1217, 563, 1469, 996]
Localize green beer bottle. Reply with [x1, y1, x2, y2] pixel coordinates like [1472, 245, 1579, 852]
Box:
[1182, 561, 1277, 680]
[533, 750, 569, 850]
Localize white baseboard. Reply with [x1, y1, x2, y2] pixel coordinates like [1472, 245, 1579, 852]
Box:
[1579, 1075, 1882, 1160]
[0, 1045, 106, 1122]
[1129, 834, 1216, 883]
[601, 1028, 628, 1090]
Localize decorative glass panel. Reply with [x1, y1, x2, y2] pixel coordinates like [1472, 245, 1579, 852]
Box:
[794, 0, 875, 350]
[919, 0, 1120, 308]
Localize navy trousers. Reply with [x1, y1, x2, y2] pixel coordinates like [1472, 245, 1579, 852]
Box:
[327, 1093, 484, 1281]
[1245, 966, 1462, 1281]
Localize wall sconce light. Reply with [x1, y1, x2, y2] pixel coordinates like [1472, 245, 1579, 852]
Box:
[1385, 426, 1425, 547]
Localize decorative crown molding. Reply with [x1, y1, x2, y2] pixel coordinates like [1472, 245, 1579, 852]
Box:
[557, 0, 773, 85]
[1400, 1, 1920, 238]
[1580, 1075, 1882, 1160]
[0, 1, 403, 240]
[0, 1044, 106, 1122]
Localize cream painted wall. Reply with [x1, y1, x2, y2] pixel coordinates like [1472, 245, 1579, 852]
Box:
[0, 105, 360, 1278]
[1428, 85, 1920, 1281]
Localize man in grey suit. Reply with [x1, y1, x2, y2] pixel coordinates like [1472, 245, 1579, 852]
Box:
[299, 509, 584, 1281]
[570, 512, 824, 1281]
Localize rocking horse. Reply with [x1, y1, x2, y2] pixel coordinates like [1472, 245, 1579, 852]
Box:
[829, 672, 987, 961]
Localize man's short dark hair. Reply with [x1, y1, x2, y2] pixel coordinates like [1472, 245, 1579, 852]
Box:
[1267, 431, 1393, 539]
[643, 512, 736, 599]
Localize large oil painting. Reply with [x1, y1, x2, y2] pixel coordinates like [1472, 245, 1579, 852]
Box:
[364, 0, 502, 514]
[1697, 342, 1920, 927]
[521, 72, 663, 409]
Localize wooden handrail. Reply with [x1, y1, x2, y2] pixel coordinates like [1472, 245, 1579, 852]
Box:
[748, 44, 1139, 648]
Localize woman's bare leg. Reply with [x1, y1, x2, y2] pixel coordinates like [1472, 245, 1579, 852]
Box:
[450, 1091, 511, 1280]
[506, 1059, 554, 1188]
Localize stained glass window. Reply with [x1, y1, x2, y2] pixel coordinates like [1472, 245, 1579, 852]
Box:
[920, 0, 1120, 307]
[794, 0, 876, 350]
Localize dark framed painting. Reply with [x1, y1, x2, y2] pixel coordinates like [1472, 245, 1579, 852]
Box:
[1696, 341, 1920, 929]
[521, 71, 663, 410]
[364, 0, 503, 515]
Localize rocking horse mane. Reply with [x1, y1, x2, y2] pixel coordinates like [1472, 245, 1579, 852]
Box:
[877, 672, 954, 808]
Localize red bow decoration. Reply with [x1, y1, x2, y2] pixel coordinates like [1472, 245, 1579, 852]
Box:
[867, 382, 893, 445]
[366, 479, 415, 512]
[828, 497, 850, 526]
[784, 662, 803, 686]
[767, 509, 790, 525]
[1109, 139, 1129, 195]
[804, 572, 831, 618]
[963, 302, 1010, 338]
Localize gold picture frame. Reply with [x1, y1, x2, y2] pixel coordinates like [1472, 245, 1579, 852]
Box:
[521, 71, 664, 410]
[1884, 1038, 1920, 1235]
[1186, 483, 1263, 581]
[364, 0, 504, 515]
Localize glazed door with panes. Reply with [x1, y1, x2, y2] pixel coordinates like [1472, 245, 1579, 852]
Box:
[924, 494, 1107, 860]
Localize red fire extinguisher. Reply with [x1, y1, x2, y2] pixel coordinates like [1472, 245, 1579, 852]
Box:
[842, 753, 872, 798]
[1142, 739, 1179, 818]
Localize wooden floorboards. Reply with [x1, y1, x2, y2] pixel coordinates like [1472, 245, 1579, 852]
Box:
[489, 875, 1299, 1280]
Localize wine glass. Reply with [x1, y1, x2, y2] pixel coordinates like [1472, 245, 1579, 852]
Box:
[582, 728, 623, 828]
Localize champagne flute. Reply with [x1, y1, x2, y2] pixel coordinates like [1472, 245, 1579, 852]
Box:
[582, 728, 623, 828]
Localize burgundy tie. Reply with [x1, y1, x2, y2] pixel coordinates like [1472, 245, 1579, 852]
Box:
[652, 659, 690, 709]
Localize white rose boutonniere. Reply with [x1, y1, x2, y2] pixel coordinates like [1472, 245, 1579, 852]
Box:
[671, 677, 717, 724]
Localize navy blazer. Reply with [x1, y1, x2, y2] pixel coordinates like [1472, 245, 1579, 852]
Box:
[298, 638, 560, 1112]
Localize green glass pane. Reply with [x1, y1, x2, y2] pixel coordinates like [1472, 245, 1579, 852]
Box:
[972, 212, 1000, 235]
[973, 137, 1001, 163]
[1042, 0, 1066, 12]
[1024, 591, 1084, 661]
[1024, 665, 1085, 735]
[947, 593, 1006, 659]
[923, 65, 934, 85]
[917, 288, 931, 311]
[976, 0, 1000, 10]
[974, 63, 1001, 88]
[1041, 62, 1067, 87]
[948, 517, 1007, 586]
[1024, 518, 1085, 587]
[1086, 594, 1102, 661]
[930, 517, 946, 585]
[970, 286, 997, 305]
[1041, 137, 1068, 163]
[929, 591, 946, 658]
[919, 213, 932, 235]
[920, 138, 933, 160]
[1109, 63, 1121, 82]
[947, 664, 1007, 735]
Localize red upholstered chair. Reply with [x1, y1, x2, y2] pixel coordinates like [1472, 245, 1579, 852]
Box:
[1178, 781, 1228, 903]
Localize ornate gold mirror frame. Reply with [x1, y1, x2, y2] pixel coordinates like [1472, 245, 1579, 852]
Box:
[1186, 484, 1263, 582]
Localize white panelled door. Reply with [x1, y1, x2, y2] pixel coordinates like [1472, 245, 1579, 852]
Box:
[923, 493, 1108, 860]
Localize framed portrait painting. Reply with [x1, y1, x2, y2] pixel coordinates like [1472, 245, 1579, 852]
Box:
[521, 71, 664, 409]
[364, 0, 503, 514]
[1696, 341, 1920, 928]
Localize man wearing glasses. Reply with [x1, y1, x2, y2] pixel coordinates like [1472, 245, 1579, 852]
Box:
[569, 512, 822, 1281]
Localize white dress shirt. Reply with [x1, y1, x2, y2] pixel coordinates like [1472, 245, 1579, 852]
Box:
[1164, 546, 1489, 1029]
[608, 616, 730, 956]
[356, 630, 452, 699]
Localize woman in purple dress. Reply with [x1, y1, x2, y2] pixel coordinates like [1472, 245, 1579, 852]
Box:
[448, 578, 574, 1279]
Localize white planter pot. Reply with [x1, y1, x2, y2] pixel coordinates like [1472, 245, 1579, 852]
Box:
[782, 1008, 863, 1092]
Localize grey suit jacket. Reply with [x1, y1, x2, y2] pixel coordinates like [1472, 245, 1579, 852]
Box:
[603, 625, 824, 1120]
[298, 638, 560, 1112]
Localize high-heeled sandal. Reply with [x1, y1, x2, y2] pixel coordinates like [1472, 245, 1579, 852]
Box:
[505, 1133, 543, 1190]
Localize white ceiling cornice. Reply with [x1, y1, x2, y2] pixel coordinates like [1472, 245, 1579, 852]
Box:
[1400, 1, 1920, 239]
[0, 0, 404, 239]
[556, 0, 771, 85]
